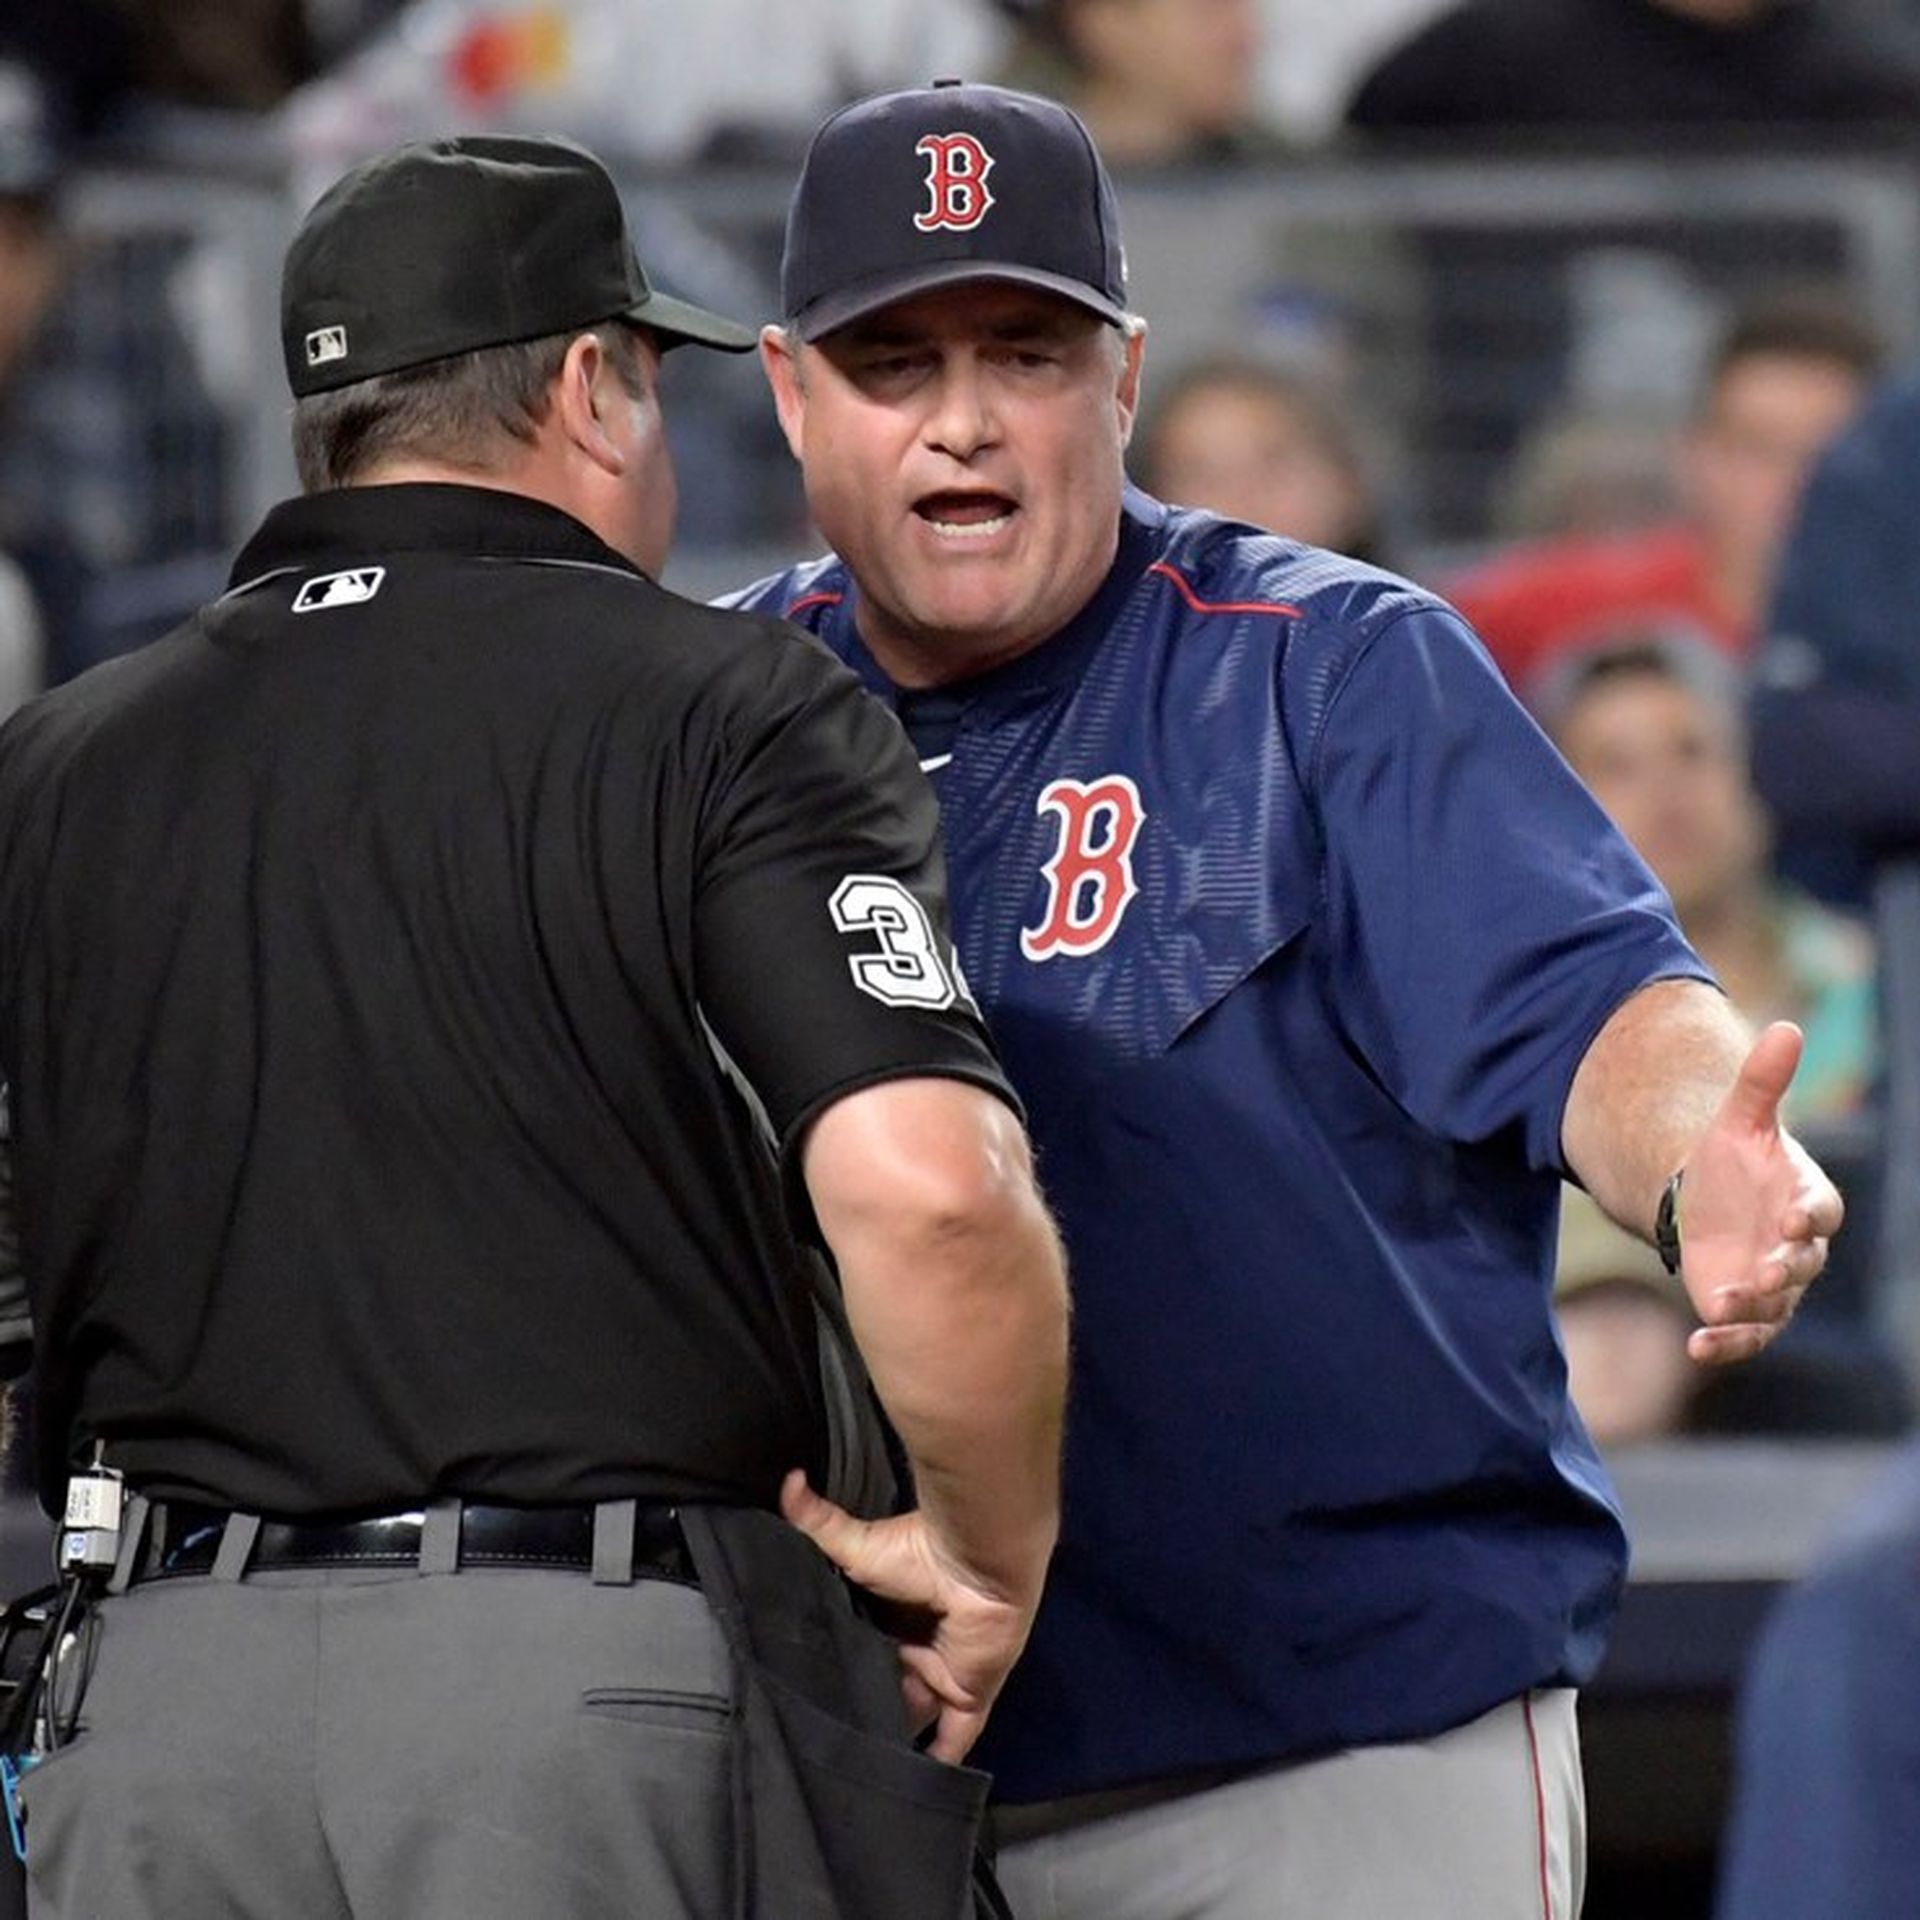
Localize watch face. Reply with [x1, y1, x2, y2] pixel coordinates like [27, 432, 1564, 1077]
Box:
[1655, 1171, 1684, 1276]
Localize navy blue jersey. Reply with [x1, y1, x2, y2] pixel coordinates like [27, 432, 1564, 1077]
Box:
[726, 490, 1712, 1803]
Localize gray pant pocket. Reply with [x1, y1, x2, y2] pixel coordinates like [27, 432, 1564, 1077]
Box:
[580, 1686, 730, 1735]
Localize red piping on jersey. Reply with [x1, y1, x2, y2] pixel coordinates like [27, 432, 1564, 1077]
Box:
[1146, 561, 1301, 619]
[784, 590, 845, 618]
[1524, 1694, 1553, 1920]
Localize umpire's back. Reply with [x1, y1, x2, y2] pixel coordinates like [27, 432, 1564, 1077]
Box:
[0, 499, 907, 1517]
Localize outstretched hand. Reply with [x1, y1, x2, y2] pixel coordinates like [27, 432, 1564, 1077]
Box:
[779, 1469, 1037, 1764]
[1678, 1021, 1844, 1366]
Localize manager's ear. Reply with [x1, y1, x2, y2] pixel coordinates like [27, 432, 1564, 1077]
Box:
[760, 324, 808, 463]
[1115, 319, 1148, 450]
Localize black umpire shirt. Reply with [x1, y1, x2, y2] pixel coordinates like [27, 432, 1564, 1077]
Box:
[0, 484, 1014, 1519]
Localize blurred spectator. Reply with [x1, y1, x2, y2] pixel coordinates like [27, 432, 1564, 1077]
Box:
[1535, 629, 1916, 1412]
[302, 1, 413, 72]
[1256, 0, 1454, 144]
[1554, 1178, 1911, 1445]
[1344, 0, 1920, 141]
[282, 0, 1009, 172]
[1448, 287, 1881, 691]
[1555, 1188, 1698, 1448]
[1537, 633, 1908, 1443]
[0, 1, 136, 138]
[1535, 634, 1877, 1120]
[1755, 358, 1920, 1387]
[0, 54, 75, 714]
[106, 0, 316, 112]
[1715, 1436, 1920, 1920]
[1491, 406, 1683, 540]
[992, 0, 1286, 164]
[1133, 353, 1386, 558]
[9, 0, 402, 122]
[0, 5, 132, 383]
[1754, 362, 1920, 897]
[0, 25, 247, 686]
[0, 196, 60, 409]
[0, 64, 65, 416]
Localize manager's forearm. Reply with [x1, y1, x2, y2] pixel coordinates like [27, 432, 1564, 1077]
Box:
[1561, 977, 1754, 1238]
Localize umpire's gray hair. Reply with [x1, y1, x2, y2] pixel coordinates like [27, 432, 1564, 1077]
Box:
[290, 320, 647, 493]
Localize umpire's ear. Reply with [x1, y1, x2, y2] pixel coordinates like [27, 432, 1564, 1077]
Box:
[760, 325, 808, 463]
[555, 329, 653, 476]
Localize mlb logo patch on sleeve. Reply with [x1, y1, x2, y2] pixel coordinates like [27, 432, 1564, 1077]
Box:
[292, 567, 385, 612]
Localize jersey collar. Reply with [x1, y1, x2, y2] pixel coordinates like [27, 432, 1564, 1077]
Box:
[228, 484, 644, 591]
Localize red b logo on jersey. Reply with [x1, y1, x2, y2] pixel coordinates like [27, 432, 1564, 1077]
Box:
[914, 133, 996, 233]
[1021, 776, 1145, 961]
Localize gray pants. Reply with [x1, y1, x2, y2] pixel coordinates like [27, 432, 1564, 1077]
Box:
[993, 1690, 1586, 1920]
[20, 1561, 736, 1918]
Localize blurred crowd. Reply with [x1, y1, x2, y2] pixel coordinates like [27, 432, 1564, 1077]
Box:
[5, 3, 1920, 1916]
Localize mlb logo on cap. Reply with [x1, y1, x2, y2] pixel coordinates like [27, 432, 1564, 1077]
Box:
[305, 326, 349, 369]
[781, 80, 1129, 343]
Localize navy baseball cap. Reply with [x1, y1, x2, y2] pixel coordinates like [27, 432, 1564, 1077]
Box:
[781, 80, 1128, 343]
[282, 134, 756, 398]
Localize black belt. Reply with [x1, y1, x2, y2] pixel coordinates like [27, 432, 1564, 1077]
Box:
[139, 1500, 694, 1584]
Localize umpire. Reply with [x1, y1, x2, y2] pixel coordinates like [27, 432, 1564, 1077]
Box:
[0, 135, 1069, 1919]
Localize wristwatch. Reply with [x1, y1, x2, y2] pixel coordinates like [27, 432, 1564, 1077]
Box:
[1655, 1168, 1685, 1277]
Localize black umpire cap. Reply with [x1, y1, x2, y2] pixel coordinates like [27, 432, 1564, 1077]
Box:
[282, 133, 756, 398]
